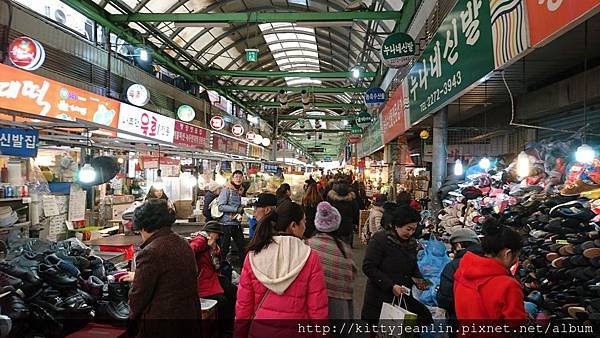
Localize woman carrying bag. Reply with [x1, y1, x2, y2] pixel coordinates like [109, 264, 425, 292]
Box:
[361, 203, 433, 327]
[234, 201, 328, 337]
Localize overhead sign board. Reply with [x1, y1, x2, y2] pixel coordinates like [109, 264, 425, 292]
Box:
[381, 80, 410, 144]
[8, 36, 45, 71]
[173, 121, 210, 149]
[0, 63, 120, 130]
[356, 111, 373, 128]
[307, 147, 325, 153]
[126, 84, 150, 107]
[231, 124, 244, 137]
[381, 32, 415, 68]
[117, 103, 175, 143]
[176, 104, 195, 122]
[364, 87, 386, 108]
[210, 116, 225, 130]
[0, 128, 39, 157]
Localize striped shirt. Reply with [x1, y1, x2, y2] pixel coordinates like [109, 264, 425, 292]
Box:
[307, 233, 356, 300]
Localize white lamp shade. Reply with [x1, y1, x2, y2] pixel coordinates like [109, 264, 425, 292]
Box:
[261, 138, 271, 147]
[516, 152, 530, 178]
[576, 144, 595, 164]
[253, 134, 263, 145]
[479, 157, 491, 170]
[78, 164, 97, 183]
[152, 176, 164, 191]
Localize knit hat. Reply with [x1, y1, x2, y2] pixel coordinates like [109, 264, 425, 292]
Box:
[314, 201, 341, 233]
[449, 228, 480, 244]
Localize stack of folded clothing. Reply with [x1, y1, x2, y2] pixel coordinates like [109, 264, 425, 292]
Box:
[0, 239, 131, 337]
[0, 207, 18, 228]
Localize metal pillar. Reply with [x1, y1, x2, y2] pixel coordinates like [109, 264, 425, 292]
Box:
[271, 109, 278, 161]
[431, 107, 448, 213]
[105, 29, 112, 98]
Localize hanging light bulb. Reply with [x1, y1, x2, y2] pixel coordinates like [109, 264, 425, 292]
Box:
[453, 159, 464, 176]
[479, 157, 491, 171]
[78, 163, 97, 184]
[516, 152, 530, 178]
[576, 144, 595, 164]
[152, 172, 164, 191]
[197, 175, 206, 188]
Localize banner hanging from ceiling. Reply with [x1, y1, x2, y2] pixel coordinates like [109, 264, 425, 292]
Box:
[381, 80, 410, 144]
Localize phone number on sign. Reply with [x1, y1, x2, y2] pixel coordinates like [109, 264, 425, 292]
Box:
[419, 71, 462, 112]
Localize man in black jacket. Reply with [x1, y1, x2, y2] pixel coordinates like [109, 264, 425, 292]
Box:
[437, 228, 482, 336]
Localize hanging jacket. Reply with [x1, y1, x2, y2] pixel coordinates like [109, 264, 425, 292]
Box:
[437, 243, 483, 316]
[190, 233, 224, 298]
[234, 236, 328, 338]
[454, 252, 526, 321]
[218, 182, 243, 226]
[326, 184, 359, 238]
[365, 206, 384, 239]
[202, 191, 218, 222]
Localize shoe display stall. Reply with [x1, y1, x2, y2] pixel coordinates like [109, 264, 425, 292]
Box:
[437, 140, 600, 329]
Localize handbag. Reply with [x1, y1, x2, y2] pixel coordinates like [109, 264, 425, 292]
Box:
[379, 295, 418, 338]
[210, 198, 223, 219]
[251, 289, 270, 319]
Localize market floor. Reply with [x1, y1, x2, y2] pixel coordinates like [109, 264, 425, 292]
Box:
[352, 235, 368, 319]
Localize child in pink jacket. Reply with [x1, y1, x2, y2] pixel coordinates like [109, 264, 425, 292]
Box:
[234, 201, 328, 338]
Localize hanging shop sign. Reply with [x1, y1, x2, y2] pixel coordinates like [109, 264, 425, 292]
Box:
[211, 134, 248, 156]
[381, 80, 411, 144]
[264, 163, 279, 174]
[176, 104, 196, 122]
[0, 63, 120, 129]
[8, 37, 46, 71]
[355, 112, 373, 128]
[141, 157, 180, 177]
[210, 116, 225, 130]
[245, 49, 259, 62]
[381, 32, 415, 68]
[526, 0, 600, 47]
[351, 124, 363, 135]
[231, 124, 244, 137]
[173, 121, 210, 149]
[117, 103, 175, 143]
[0, 128, 39, 157]
[249, 144, 262, 158]
[364, 87, 386, 108]
[323, 156, 332, 162]
[345, 144, 352, 162]
[357, 117, 383, 159]
[407, 0, 495, 125]
[126, 84, 150, 107]
[348, 135, 362, 144]
[489, 0, 529, 68]
[246, 131, 256, 142]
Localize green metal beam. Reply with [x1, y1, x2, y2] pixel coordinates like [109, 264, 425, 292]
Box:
[218, 85, 366, 94]
[255, 102, 363, 109]
[277, 115, 355, 121]
[109, 11, 403, 23]
[285, 129, 348, 134]
[196, 70, 376, 79]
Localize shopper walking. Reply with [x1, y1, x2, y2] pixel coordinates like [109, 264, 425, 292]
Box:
[437, 228, 482, 337]
[454, 218, 526, 322]
[234, 201, 328, 337]
[396, 191, 421, 211]
[361, 194, 386, 244]
[361, 203, 433, 327]
[275, 183, 292, 206]
[190, 221, 234, 336]
[218, 170, 246, 264]
[302, 183, 323, 238]
[248, 193, 277, 238]
[128, 199, 201, 338]
[202, 182, 222, 222]
[306, 202, 355, 321]
[326, 179, 359, 246]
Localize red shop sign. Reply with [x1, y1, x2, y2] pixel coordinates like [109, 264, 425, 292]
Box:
[232, 124, 244, 137]
[210, 116, 225, 130]
[246, 131, 256, 141]
[8, 36, 45, 71]
[173, 121, 209, 149]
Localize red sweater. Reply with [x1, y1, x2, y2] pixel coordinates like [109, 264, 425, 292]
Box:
[190, 235, 224, 297]
[454, 252, 526, 322]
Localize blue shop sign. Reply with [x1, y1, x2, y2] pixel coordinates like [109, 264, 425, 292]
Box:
[364, 87, 386, 107]
[264, 163, 279, 174]
[0, 128, 39, 157]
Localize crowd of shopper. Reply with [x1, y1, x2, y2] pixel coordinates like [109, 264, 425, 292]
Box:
[117, 170, 541, 338]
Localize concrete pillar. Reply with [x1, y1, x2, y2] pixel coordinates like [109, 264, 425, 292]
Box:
[431, 107, 448, 212]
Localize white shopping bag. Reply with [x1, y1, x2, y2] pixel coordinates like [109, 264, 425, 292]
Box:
[378, 295, 417, 338]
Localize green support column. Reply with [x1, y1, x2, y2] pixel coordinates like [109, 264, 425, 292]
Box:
[195, 70, 376, 78]
[218, 85, 367, 94]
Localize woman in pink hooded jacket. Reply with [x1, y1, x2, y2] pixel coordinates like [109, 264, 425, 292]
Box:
[234, 201, 328, 338]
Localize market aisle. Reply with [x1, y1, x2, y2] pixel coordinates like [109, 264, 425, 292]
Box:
[352, 235, 368, 319]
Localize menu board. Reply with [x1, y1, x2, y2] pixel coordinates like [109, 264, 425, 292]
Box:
[173, 121, 210, 149]
[212, 134, 248, 156]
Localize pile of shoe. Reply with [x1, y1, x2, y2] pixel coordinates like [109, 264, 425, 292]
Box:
[0, 207, 18, 228]
[0, 239, 130, 337]
[515, 195, 600, 328]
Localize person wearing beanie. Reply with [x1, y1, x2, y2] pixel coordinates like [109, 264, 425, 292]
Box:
[306, 202, 356, 321]
[437, 228, 483, 338]
[218, 170, 246, 265]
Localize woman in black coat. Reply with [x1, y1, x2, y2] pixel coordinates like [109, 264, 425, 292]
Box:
[361, 203, 433, 326]
[326, 180, 359, 246]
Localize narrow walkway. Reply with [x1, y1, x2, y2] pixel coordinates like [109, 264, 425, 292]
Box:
[352, 235, 368, 319]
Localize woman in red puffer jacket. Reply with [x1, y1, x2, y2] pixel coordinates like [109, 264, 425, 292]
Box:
[234, 201, 328, 338]
[454, 217, 526, 334]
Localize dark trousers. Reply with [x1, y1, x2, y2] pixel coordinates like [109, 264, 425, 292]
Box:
[219, 224, 246, 263]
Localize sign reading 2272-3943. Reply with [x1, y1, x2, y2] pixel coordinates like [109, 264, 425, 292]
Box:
[407, 0, 494, 124]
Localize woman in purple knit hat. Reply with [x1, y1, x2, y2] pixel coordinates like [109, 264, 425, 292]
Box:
[306, 201, 356, 321]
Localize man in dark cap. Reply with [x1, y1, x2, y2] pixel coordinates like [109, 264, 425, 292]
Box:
[248, 193, 277, 238]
